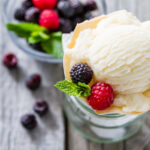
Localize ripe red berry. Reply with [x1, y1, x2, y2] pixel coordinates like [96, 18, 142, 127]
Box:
[39, 9, 59, 29]
[88, 82, 114, 110]
[32, 0, 57, 10]
[3, 53, 18, 69]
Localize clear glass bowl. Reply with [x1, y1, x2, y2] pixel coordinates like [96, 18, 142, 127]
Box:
[64, 96, 145, 144]
[2, 0, 105, 63]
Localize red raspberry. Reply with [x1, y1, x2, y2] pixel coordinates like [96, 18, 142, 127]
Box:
[32, 0, 57, 10]
[88, 82, 114, 110]
[39, 9, 59, 29]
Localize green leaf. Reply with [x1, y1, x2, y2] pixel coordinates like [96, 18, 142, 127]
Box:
[41, 32, 63, 59]
[55, 80, 91, 97]
[6, 23, 47, 38]
[28, 31, 50, 44]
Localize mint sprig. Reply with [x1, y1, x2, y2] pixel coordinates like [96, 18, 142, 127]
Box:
[6, 23, 63, 59]
[55, 80, 91, 97]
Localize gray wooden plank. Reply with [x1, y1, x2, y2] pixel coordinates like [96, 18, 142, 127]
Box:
[67, 125, 88, 150]
[103, 143, 124, 150]
[0, 11, 65, 150]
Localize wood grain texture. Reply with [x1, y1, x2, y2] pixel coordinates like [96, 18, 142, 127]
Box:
[0, 6, 65, 150]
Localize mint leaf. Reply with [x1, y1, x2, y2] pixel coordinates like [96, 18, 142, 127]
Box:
[55, 80, 91, 97]
[7, 23, 47, 38]
[28, 31, 50, 44]
[41, 32, 63, 59]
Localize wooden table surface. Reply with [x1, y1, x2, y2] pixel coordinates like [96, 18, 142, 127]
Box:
[1, 0, 150, 150]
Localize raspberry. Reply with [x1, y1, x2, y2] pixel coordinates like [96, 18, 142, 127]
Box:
[3, 53, 18, 69]
[39, 10, 60, 30]
[88, 82, 114, 110]
[34, 100, 49, 116]
[70, 63, 93, 84]
[32, 0, 57, 10]
[21, 114, 37, 130]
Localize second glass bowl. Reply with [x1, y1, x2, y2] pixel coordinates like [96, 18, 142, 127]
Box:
[2, 0, 104, 63]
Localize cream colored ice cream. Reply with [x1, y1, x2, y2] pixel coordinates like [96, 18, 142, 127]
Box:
[64, 10, 150, 114]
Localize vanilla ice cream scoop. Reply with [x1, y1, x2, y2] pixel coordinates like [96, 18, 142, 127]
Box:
[64, 10, 150, 114]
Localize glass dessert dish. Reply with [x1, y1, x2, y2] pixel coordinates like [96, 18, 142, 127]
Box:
[64, 95, 145, 143]
[2, 0, 105, 63]
[59, 0, 150, 143]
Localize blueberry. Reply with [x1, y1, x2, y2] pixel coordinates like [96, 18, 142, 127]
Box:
[22, 0, 33, 9]
[83, 12, 93, 20]
[29, 43, 43, 52]
[70, 63, 93, 84]
[3, 53, 18, 69]
[14, 8, 26, 21]
[26, 74, 41, 90]
[72, 17, 83, 29]
[70, 0, 84, 15]
[84, 0, 97, 12]
[57, 1, 75, 18]
[25, 7, 40, 23]
[21, 114, 37, 130]
[34, 100, 48, 116]
[59, 18, 73, 33]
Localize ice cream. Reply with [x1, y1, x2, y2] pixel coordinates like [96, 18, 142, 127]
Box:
[63, 10, 150, 114]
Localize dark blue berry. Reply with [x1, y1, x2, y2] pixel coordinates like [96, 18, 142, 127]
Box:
[84, 12, 93, 20]
[84, 0, 97, 12]
[59, 18, 73, 33]
[21, 114, 37, 130]
[26, 74, 41, 90]
[14, 8, 26, 21]
[22, 0, 33, 9]
[70, 0, 84, 15]
[34, 100, 48, 116]
[70, 63, 93, 84]
[3, 53, 18, 69]
[29, 43, 43, 51]
[72, 17, 83, 29]
[57, 1, 75, 18]
[25, 7, 40, 23]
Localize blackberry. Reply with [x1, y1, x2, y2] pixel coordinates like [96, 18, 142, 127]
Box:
[25, 7, 40, 23]
[14, 8, 26, 21]
[21, 114, 37, 130]
[70, 63, 93, 84]
[34, 100, 48, 116]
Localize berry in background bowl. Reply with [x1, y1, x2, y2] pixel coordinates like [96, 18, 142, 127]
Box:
[2, 0, 102, 63]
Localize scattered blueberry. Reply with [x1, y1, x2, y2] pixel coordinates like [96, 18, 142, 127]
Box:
[57, 1, 75, 18]
[26, 74, 41, 90]
[22, 0, 33, 9]
[34, 100, 49, 116]
[84, 0, 97, 12]
[25, 7, 40, 23]
[3, 53, 18, 69]
[14, 8, 26, 21]
[59, 18, 73, 33]
[21, 114, 37, 130]
[70, 63, 93, 84]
